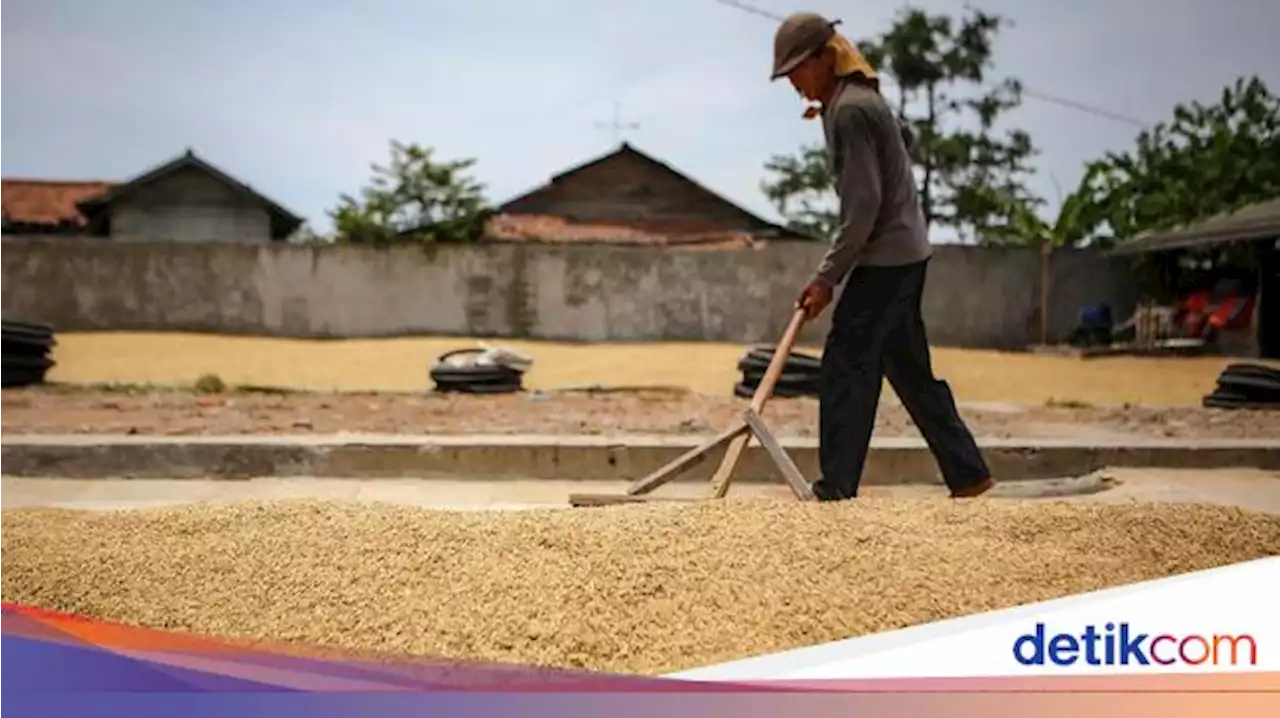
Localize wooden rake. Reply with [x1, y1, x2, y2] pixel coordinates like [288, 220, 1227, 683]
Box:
[569, 308, 817, 507]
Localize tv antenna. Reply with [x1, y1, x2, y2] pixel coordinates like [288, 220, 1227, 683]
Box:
[595, 102, 640, 145]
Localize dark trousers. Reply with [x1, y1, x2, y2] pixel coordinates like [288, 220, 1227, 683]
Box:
[813, 259, 990, 499]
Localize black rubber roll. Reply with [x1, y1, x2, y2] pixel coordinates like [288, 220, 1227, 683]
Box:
[2, 354, 54, 369]
[733, 380, 819, 399]
[739, 345, 823, 372]
[0, 320, 55, 337]
[1201, 387, 1280, 411]
[1217, 374, 1280, 400]
[433, 377, 523, 394]
[739, 380, 820, 399]
[1219, 363, 1280, 386]
[430, 365, 522, 384]
[2, 369, 43, 388]
[1, 337, 54, 357]
[429, 348, 525, 394]
[1, 355, 55, 388]
[739, 368, 822, 387]
[737, 356, 823, 377]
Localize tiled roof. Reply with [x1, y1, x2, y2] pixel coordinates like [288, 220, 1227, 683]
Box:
[484, 213, 761, 249]
[1, 179, 114, 228]
[496, 143, 815, 242]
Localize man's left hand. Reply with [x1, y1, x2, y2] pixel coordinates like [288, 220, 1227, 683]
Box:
[796, 279, 834, 319]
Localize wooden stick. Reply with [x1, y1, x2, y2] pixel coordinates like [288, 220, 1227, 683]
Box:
[743, 408, 814, 501]
[626, 420, 750, 496]
[569, 493, 701, 507]
[706, 308, 808, 499]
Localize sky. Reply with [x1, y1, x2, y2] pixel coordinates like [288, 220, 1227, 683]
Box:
[3, 0, 1279, 239]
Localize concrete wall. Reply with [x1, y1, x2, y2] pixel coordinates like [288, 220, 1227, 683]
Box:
[0, 237, 1139, 347]
[109, 167, 272, 243]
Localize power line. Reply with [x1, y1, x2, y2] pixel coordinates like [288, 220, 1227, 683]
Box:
[713, 0, 783, 21]
[711, 0, 1151, 128]
[1021, 88, 1148, 128]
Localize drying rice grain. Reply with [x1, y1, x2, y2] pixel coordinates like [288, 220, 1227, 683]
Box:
[3, 498, 1278, 675]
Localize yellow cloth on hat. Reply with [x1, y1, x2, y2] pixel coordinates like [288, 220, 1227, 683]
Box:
[802, 33, 879, 119]
[830, 33, 877, 81]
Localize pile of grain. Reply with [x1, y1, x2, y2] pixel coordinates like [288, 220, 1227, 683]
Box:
[4, 499, 1278, 675]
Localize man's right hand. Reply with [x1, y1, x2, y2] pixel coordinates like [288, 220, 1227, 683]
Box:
[796, 279, 834, 320]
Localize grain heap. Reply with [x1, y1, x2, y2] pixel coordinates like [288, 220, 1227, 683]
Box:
[4, 499, 1278, 675]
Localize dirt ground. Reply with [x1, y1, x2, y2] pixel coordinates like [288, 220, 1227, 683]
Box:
[4, 385, 1279, 439]
[40, 331, 1279, 405]
[11, 331, 1278, 439]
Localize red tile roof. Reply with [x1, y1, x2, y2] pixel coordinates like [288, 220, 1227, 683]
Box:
[484, 213, 761, 249]
[1, 179, 114, 228]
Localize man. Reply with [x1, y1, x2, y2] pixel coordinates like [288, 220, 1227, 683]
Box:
[770, 12, 995, 500]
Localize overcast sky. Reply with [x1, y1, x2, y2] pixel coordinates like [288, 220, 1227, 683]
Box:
[3, 0, 1278, 239]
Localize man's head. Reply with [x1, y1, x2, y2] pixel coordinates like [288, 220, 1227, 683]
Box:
[771, 12, 842, 103]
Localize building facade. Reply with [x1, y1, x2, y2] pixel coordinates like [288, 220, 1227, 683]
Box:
[485, 142, 812, 249]
[2, 149, 302, 243]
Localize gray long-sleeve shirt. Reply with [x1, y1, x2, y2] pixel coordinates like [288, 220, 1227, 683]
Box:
[813, 79, 932, 288]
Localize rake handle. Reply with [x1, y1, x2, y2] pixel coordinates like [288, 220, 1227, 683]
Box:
[749, 307, 809, 411]
[704, 307, 810, 500]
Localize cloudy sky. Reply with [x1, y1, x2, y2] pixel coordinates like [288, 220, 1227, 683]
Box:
[3, 0, 1278, 238]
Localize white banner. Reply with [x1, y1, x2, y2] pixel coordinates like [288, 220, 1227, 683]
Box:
[670, 557, 1278, 681]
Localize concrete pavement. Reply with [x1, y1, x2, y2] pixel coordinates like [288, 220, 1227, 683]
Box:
[4, 434, 1279, 484]
[4, 468, 1278, 515]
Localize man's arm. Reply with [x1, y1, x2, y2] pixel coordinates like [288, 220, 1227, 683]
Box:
[813, 104, 882, 288]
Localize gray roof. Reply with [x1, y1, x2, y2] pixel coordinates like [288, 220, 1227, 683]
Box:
[77, 149, 304, 240]
[1109, 195, 1280, 255]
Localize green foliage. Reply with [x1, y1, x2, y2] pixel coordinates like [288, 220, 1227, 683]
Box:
[286, 222, 333, 245]
[1071, 76, 1280, 246]
[760, 145, 835, 240]
[933, 82, 1041, 243]
[330, 140, 491, 246]
[761, 8, 1038, 244]
[998, 192, 1086, 248]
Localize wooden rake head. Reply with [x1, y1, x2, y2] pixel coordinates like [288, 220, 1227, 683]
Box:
[569, 308, 816, 507]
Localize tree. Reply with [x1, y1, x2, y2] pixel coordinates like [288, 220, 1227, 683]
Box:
[932, 81, 1040, 243]
[1000, 191, 1090, 248]
[330, 140, 491, 246]
[286, 222, 333, 245]
[760, 7, 1039, 244]
[1070, 75, 1280, 247]
[760, 145, 836, 240]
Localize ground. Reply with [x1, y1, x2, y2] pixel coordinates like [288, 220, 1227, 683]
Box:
[10, 331, 1280, 440]
[6, 385, 1280, 439]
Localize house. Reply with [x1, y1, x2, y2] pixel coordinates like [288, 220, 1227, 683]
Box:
[1, 149, 303, 242]
[484, 142, 813, 249]
[1110, 195, 1280, 358]
[0, 180, 115, 235]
